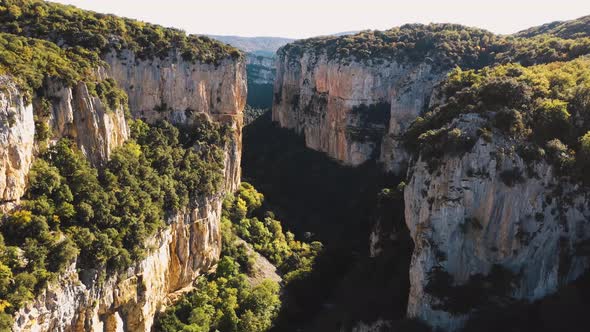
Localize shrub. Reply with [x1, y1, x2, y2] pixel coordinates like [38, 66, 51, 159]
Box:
[533, 99, 572, 142]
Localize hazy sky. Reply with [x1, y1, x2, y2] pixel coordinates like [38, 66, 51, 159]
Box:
[52, 0, 590, 38]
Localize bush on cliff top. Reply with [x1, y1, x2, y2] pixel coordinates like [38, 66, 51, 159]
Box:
[0, 119, 230, 326]
[278, 21, 590, 69]
[404, 56, 590, 184]
[0, 0, 240, 63]
[0, 32, 96, 92]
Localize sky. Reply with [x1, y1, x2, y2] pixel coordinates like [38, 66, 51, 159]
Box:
[52, 0, 590, 39]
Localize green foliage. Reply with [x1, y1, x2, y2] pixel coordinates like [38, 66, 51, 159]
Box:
[280, 24, 501, 68]
[243, 106, 269, 126]
[87, 78, 129, 113]
[0, 0, 240, 63]
[279, 23, 590, 69]
[0, 119, 229, 322]
[516, 15, 590, 39]
[0, 32, 95, 93]
[223, 183, 322, 281]
[404, 57, 590, 184]
[156, 182, 322, 332]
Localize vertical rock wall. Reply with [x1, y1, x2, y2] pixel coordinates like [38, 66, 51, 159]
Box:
[10, 49, 246, 331]
[272, 51, 445, 174]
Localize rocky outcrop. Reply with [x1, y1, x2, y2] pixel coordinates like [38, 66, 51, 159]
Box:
[0, 76, 128, 210]
[272, 51, 445, 174]
[103, 49, 246, 191]
[13, 194, 223, 332]
[404, 115, 590, 330]
[44, 79, 129, 166]
[245, 53, 275, 109]
[0, 76, 35, 209]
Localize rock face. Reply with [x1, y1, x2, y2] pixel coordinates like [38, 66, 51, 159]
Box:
[404, 115, 590, 330]
[0, 76, 128, 210]
[10, 50, 246, 331]
[13, 194, 223, 332]
[246, 53, 275, 86]
[104, 49, 246, 191]
[44, 79, 130, 166]
[272, 51, 445, 174]
[245, 53, 275, 109]
[0, 76, 35, 209]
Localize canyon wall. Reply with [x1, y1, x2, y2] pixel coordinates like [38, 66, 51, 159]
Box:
[272, 51, 445, 174]
[8, 50, 246, 331]
[0, 76, 128, 210]
[104, 49, 246, 191]
[13, 186, 224, 332]
[273, 41, 590, 331]
[0, 76, 35, 209]
[245, 53, 275, 109]
[404, 115, 590, 330]
[246, 53, 275, 86]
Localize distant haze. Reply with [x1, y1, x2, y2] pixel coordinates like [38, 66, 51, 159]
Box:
[207, 36, 295, 55]
[52, 0, 590, 39]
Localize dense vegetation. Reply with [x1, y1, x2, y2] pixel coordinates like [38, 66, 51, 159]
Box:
[278, 22, 590, 69]
[0, 32, 99, 93]
[516, 15, 590, 39]
[404, 57, 590, 184]
[155, 182, 321, 332]
[0, 0, 240, 63]
[0, 119, 230, 328]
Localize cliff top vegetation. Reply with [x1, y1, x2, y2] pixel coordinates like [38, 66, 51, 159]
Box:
[0, 0, 241, 63]
[278, 21, 590, 69]
[404, 56, 590, 184]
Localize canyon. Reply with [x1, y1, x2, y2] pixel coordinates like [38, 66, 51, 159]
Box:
[271, 23, 590, 331]
[1, 2, 590, 332]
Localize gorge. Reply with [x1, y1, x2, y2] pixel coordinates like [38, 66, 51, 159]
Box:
[1, 1, 590, 332]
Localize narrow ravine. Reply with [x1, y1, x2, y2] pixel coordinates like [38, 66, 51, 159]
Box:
[241, 111, 417, 331]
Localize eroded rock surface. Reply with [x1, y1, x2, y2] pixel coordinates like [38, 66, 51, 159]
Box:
[404, 116, 590, 330]
[272, 51, 445, 174]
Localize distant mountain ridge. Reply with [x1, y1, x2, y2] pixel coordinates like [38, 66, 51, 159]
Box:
[515, 14, 590, 38]
[207, 35, 295, 56]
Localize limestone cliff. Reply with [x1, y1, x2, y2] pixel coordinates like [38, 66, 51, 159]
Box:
[404, 115, 590, 330]
[272, 51, 445, 174]
[246, 53, 275, 108]
[246, 53, 275, 86]
[104, 49, 246, 191]
[43, 79, 129, 166]
[0, 76, 128, 210]
[0, 76, 35, 209]
[13, 192, 223, 332]
[8, 49, 246, 331]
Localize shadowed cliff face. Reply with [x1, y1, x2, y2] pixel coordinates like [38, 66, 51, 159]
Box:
[272, 51, 445, 174]
[242, 112, 414, 331]
[10, 49, 246, 332]
[404, 115, 590, 331]
[270, 32, 590, 331]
